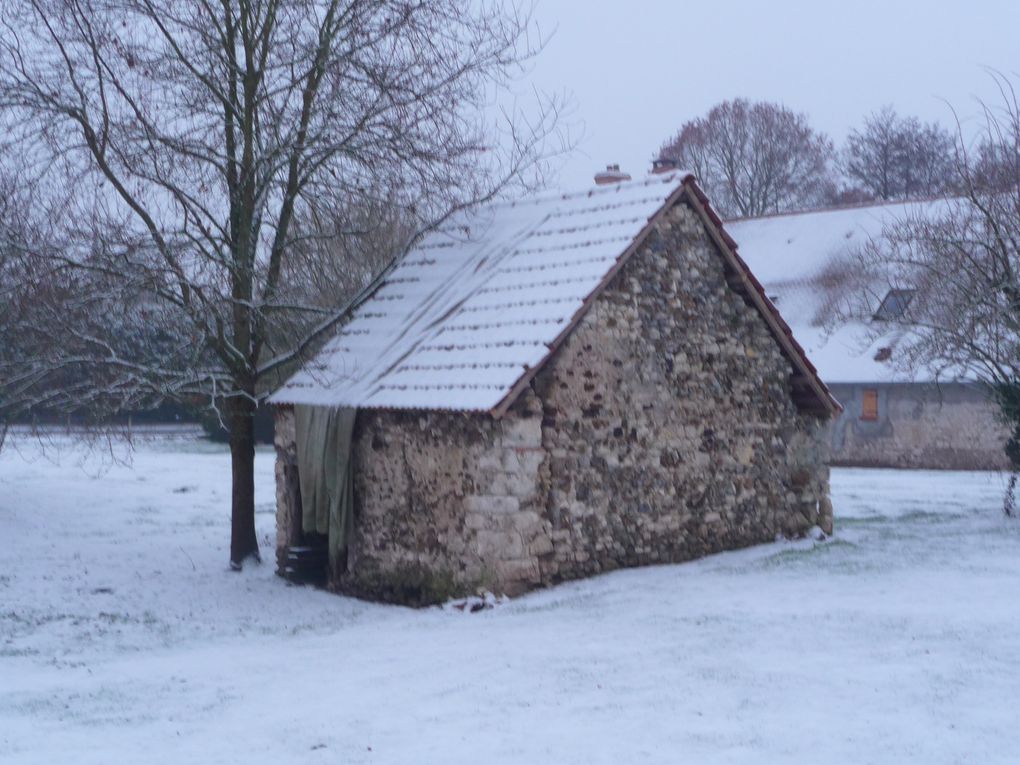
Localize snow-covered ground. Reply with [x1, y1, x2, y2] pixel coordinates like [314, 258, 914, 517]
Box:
[2, 431, 1019, 764]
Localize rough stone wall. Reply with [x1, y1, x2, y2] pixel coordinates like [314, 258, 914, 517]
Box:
[339, 390, 550, 603]
[275, 402, 549, 601]
[531, 201, 830, 584]
[274, 199, 833, 603]
[829, 382, 1010, 470]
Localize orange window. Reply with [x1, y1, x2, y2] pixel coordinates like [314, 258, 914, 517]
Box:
[861, 389, 879, 421]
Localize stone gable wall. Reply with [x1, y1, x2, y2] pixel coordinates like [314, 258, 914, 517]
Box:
[274, 199, 832, 604]
[532, 202, 830, 584]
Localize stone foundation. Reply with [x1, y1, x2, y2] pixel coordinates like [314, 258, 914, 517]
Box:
[275, 200, 832, 604]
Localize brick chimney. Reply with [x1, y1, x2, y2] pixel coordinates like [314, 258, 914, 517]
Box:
[594, 163, 631, 185]
[651, 157, 680, 175]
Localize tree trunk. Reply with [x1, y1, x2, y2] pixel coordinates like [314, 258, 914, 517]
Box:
[229, 395, 260, 569]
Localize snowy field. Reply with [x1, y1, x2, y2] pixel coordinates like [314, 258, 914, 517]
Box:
[2, 430, 1019, 765]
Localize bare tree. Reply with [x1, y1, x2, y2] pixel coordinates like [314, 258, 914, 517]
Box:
[0, 0, 564, 567]
[657, 99, 835, 218]
[841, 106, 957, 201]
[843, 77, 1020, 475]
[972, 82, 1020, 194]
[0, 172, 60, 427]
[281, 189, 417, 319]
[0, 175, 20, 454]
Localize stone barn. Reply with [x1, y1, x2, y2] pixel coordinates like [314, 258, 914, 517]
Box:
[727, 200, 1011, 470]
[270, 172, 840, 604]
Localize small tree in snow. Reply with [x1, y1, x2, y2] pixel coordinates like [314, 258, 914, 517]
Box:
[0, 0, 565, 567]
[656, 99, 835, 219]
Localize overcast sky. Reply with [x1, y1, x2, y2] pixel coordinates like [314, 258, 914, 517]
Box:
[518, 0, 1020, 190]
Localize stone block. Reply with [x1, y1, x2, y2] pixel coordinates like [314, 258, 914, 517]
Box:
[505, 470, 539, 498]
[477, 449, 504, 471]
[528, 533, 555, 557]
[464, 512, 489, 530]
[465, 495, 520, 514]
[511, 509, 543, 532]
[496, 559, 541, 587]
[501, 417, 543, 448]
[476, 529, 525, 559]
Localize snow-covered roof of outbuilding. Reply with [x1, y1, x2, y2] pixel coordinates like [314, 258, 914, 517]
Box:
[271, 173, 839, 416]
[726, 198, 960, 384]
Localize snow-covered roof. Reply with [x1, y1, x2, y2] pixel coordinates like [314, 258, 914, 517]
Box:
[726, 199, 957, 384]
[272, 173, 839, 415]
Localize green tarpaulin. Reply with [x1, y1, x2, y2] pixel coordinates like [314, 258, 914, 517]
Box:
[294, 405, 357, 577]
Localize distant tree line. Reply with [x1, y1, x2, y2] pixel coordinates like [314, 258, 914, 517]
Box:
[657, 98, 1016, 219]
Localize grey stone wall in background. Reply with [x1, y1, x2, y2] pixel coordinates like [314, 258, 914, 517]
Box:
[828, 382, 1009, 470]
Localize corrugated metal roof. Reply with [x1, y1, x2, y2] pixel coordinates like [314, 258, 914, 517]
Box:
[271, 173, 690, 410]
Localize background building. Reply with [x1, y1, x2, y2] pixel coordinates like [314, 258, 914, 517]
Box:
[729, 200, 1010, 470]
